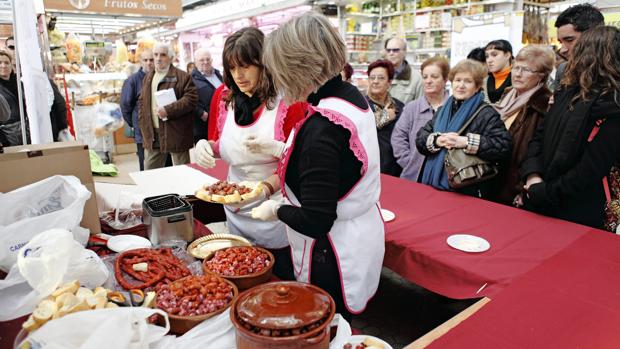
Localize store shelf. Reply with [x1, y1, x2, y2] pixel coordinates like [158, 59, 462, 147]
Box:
[415, 47, 450, 54]
[59, 73, 127, 82]
[345, 12, 380, 18]
[414, 0, 514, 14]
[415, 27, 452, 32]
[346, 32, 379, 36]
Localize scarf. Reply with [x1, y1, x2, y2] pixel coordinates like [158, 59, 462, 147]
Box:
[493, 84, 543, 121]
[369, 94, 397, 129]
[421, 92, 484, 190]
[233, 92, 262, 126]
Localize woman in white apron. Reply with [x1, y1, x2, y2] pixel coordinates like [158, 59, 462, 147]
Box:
[251, 13, 385, 322]
[194, 27, 305, 280]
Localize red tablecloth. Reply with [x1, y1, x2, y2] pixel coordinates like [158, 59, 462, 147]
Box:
[380, 174, 595, 299]
[427, 230, 620, 349]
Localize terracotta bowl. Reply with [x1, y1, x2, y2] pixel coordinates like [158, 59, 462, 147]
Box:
[159, 276, 239, 334]
[202, 246, 274, 291]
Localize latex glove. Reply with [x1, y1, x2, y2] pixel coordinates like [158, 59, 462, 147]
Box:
[195, 139, 216, 169]
[251, 200, 282, 221]
[243, 135, 285, 158]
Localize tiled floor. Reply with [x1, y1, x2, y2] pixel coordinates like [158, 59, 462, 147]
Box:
[108, 151, 478, 349]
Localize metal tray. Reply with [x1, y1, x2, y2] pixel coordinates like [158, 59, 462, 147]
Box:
[187, 234, 252, 259]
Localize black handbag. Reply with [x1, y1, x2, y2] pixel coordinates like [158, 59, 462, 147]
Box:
[444, 105, 499, 189]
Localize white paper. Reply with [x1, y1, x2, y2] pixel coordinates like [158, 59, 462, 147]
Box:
[155, 88, 177, 122]
[129, 165, 219, 198]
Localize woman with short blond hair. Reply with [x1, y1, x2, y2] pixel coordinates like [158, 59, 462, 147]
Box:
[253, 12, 384, 321]
[416, 59, 511, 199]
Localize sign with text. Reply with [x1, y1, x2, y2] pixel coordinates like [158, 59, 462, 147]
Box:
[43, 0, 182, 17]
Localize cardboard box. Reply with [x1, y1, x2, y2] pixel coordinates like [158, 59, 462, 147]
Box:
[0, 141, 101, 234]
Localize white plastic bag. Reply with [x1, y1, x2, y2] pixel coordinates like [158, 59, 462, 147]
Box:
[329, 314, 353, 349]
[22, 307, 170, 349]
[0, 229, 109, 321]
[174, 308, 236, 349]
[0, 175, 91, 271]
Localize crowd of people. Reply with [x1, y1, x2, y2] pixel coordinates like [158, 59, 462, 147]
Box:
[1, 3, 619, 321]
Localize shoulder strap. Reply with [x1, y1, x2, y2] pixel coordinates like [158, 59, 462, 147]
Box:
[456, 104, 488, 135]
[587, 118, 613, 202]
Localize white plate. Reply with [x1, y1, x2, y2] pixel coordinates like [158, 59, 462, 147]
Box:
[344, 335, 393, 349]
[380, 209, 396, 222]
[446, 234, 490, 253]
[107, 235, 152, 253]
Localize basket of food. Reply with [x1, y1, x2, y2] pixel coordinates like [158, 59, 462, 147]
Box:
[156, 274, 238, 334]
[202, 246, 274, 290]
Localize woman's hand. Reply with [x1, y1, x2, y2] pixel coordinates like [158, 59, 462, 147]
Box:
[524, 174, 543, 191]
[513, 193, 524, 207]
[195, 139, 216, 169]
[437, 132, 467, 149]
[243, 135, 286, 159]
[251, 200, 282, 221]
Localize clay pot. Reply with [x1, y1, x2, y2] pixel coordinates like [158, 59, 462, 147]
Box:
[230, 281, 336, 349]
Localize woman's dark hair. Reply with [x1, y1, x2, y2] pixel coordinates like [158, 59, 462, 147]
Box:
[222, 27, 277, 109]
[367, 59, 395, 80]
[466, 47, 486, 64]
[554, 3, 604, 32]
[484, 39, 513, 58]
[342, 62, 353, 81]
[562, 26, 620, 105]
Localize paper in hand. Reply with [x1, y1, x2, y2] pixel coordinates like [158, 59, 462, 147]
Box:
[154, 88, 177, 121]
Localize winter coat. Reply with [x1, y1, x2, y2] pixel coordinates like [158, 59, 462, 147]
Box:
[49, 79, 67, 142]
[392, 93, 449, 181]
[138, 65, 198, 153]
[416, 101, 512, 198]
[390, 61, 424, 104]
[191, 68, 222, 140]
[520, 87, 620, 228]
[120, 68, 146, 143]
[494, 86, 551, 204]
[366, 95, 404, 177]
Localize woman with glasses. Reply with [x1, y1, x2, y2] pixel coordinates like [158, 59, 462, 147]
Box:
[493, 45, 553, 206]
[483, 40, 513, 103]
[415, 59, 511, 199]
[520, 26, 620, 229]
[365, 59, 403, 176]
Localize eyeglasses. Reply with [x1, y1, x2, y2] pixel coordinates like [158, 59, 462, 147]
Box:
[368, 75, 387, 81]
[512, 65, 540, 74]
[385, 48, 401, 53]
[142, 58, 154, 62]
[7, 45, 14, 50]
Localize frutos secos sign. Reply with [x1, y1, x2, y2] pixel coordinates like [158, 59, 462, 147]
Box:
[44, 0, 182, 17]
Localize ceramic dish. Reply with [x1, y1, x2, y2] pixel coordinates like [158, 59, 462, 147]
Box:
[107, 235, 152, 253]
[187, 233, 252, 259]
[446, 234, 490, 253]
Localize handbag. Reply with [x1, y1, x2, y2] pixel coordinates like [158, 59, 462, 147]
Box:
[444, 105, 499, 189]
[588, 119, 620, 233]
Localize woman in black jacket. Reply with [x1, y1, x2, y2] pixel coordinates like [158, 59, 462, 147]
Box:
[416, 59, 512, 199]
[0, 50, 26, 146]
[520, 26, 620, 229]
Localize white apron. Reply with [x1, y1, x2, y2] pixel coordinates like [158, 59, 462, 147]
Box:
[277, 97, 385, 313]
[218, 98, 289, 249]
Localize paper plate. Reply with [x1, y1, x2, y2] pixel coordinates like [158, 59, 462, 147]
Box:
[107, 235, 152, 253]
[446, 234, 490, 253]
[381, 208, 396, 222]
[344, 335, 394, 349]
[187, 234, 252, 259]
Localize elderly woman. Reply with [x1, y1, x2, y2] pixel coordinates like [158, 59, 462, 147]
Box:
[252, 12, 384, 322]
[392, 56, 450, 181]
[521, 26, 620, 229]
[365, 59, 404, 176]
[194, 27, 305, 280]
[493, 45, 553, 206]
[416, 59, 511, 199]
[483, 40, 513, 103]
[0, 50, 26, 146]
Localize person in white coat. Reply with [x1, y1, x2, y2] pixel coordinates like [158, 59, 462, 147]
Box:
[252, 12, 385, 322]
[194, 27, 305, 280]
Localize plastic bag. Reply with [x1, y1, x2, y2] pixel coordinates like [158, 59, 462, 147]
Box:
[21, 307, 170, 349]
[93, 102, 124, 137]
[0, 175, 91, 271]
[0, 229, 109, 321]
[328, 314, 353, 349]
[99, 191, 144, 230]
[174, 308, 236, 349]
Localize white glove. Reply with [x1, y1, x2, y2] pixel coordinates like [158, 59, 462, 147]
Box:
[195, 139, 216, 169]
[251, 200, 282, 221]
[243, 135, 286, 159]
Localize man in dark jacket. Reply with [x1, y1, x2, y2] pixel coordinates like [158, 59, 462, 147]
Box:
[190, 48, 222, 143]
[121, 49, 154, 170]
[138, 43, 198, 170]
